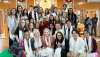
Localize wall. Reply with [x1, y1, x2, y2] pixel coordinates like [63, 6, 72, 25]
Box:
[75, 3, 100, 9]
[27, 0, 34, 8]
[57, 0, 64, 9]
[0, 9, 9, 49]
[0, 0, 16, 9]
[0, 0, 16, 49]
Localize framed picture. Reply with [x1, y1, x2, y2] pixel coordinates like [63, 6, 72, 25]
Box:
[17, 0, 27, 8]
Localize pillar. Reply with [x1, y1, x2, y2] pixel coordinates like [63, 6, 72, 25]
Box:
[96, 9, 100, 36]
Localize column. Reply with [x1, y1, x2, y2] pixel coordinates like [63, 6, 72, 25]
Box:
[96, 9, 100, 36]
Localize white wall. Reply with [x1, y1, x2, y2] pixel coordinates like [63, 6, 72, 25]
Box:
[96, 9, 100, 36]
[88, 0, 100, 2]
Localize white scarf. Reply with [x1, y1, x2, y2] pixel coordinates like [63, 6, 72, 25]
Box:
[70, 37, 80, 53]
[34, 37, 42, 48]
[32, 11, 39, 21]
[29, 31, 34, 38]
[24, 38, 34, 57]
[64, 25, 73, 39]
[84, 36, 92, 53]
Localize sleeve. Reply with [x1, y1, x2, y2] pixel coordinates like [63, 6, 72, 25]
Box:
[69, 38, 73, 52]
[96, 17, 98, 23]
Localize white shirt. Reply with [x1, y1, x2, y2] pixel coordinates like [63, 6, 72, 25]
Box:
[24, 38, 35, 57]
[19, 30, 23, 41]
[29, 31, 34, 38]
[69, 37, 85, 54]
[34, 37, 42, 48]
[62, 25, 73, 39]
[7, 16, 16, 33]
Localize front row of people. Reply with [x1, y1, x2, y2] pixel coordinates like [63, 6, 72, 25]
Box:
[22, 28, 98, 57]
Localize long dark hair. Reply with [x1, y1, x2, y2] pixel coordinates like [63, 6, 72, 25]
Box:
[28, 22, 34, 32]
[54, 32, 64, 49]
[16, 5, 23, 13]
[10, 8, 16, 15]
[15, 5, 23, 18]
[55, 31, 64, 43]
[22, 8, 28, 16]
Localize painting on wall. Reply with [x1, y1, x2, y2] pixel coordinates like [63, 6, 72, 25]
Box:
[34, 0, 57, 10]
[17, 0, 27, 8]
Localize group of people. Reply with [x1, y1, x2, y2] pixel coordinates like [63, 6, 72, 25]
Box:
[7, 4, 98, 57]
[84, 15, 98, 36]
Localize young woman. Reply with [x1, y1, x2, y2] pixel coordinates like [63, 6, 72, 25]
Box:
[28, 22, 34, 38]
[22, 8, 28, 20]
[16, 6, 23, 19]
[49, 15, 55, 24]
[39, 28, 54, 57]
[54, 31, 64, 57]
[54, 23, 63, 38]
[8, 8, 17, 47]
[24, 30, 35, 57]
[49, 23, 55, 35]
[33, 29, 42, 56]
[7, 8, 17, 34]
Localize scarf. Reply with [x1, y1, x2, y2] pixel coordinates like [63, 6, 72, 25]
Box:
[85, 36, 92, 53]
[24, 38, 34, 57]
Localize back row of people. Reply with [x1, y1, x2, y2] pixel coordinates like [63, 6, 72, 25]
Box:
[7, 5, 98, 57]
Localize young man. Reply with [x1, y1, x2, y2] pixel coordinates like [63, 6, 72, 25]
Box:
[84, 31, 98, 57]
[69, 30, 86, 57]
[61, 20, 73, 57]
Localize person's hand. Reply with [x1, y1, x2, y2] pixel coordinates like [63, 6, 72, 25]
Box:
[57, 42, 62, 47]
